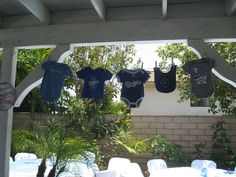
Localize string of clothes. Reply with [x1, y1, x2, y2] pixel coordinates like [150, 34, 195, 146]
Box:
[39, 57, 215, 109]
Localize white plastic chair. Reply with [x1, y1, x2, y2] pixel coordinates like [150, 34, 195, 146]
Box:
[95, 157, 130, 177]
[108, 157, 145, 177]
[14, 152, 37, 161]
[65, 160, 97, 177]
[65, 159, 120, 177]
[78, 151, 96, 162]
[191, 159, 217, 169]
[124, 162, 144, 177]
[147, 159, 167, 175]
[9, 157, 13, 163]
[57, 171, 75, 177]
[96, 170, 120, 177]
[107, 157, 131, 172]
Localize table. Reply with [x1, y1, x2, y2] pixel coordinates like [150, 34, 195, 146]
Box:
[10, 159, 52, 177]
[150, 167, 236, 177]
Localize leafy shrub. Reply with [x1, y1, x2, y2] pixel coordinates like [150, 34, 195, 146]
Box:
[149, 135, 190, 164]
[193, 142, 206, 159]
[210, 121, 233, 168]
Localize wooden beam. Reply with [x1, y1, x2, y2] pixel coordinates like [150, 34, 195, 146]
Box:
[226, 0, 236, 16]
[188, 39, 236, 88]
[14, 44, 71, 107]
[162, 0, 168, 19]
[18, 0, 50, 24]
[2, 3, 225, 28]
[0, 47, 17, 177]
[0, 0, 8, 6]
[90, 0, 106, 21]
[0, 17, 235, 47]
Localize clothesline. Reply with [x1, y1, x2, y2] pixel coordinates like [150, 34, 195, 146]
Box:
[39, 58, 215, 109]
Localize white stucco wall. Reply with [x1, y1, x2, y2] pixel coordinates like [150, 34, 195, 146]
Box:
[131, 83, 215, 116]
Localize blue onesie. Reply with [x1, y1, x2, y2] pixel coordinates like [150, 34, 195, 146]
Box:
[76, 67, 113, 99]
[116, 69, 150, 108]
[40, 61, 72, 102]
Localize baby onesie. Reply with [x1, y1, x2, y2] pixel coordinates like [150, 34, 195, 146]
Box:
[183, 58, 215, 98]
[40, 61, 72, 102]
[116, 69, 150, 108]
[76, 67, 112, 99]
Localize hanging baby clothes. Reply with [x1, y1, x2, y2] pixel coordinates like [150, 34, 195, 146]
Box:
[154, 65, 176, 93]
[183, 58, 215, 98]
[116, 69, 150, 108]
[40, 61, 72, 102]
[76, 67, 112, 99]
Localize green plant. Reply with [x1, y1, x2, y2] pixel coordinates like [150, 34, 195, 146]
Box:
[12, 118, 98, 177]
[228, 153, 236, 170]
[65, 96, 131, 140]
[112, 130, 149, 156]
[210, 120, 233, 168]
[193, 142, 206, 159]
[149, 135, 190, 165]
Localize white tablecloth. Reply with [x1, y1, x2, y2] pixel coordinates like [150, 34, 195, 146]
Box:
[10, 159, 52, 177]
[150, 167, 236, 177]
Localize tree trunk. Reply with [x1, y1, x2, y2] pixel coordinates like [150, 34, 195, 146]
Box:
[36, 158, 46, 177]
[47, 165, 56, 177]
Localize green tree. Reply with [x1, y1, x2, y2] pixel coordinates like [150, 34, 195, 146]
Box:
[156, 42, 236, 116]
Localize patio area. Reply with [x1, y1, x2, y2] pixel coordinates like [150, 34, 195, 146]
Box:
[8, 151, 236, 177]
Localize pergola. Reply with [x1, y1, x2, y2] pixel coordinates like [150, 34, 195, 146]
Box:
[0, 0, 236, 176]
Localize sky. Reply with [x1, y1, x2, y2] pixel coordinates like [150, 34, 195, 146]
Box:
[133, 44, 160, 69]
[134, 43, 183, 69]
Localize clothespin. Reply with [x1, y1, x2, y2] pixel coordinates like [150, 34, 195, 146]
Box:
[171, 59, 175, 66]
[155, 61, 157, 68]
[141, 62, 144, 69]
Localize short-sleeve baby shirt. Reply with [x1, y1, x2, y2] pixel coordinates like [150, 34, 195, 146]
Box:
[40, 61, 72, 102]
[183, 58, 215, 98]
[76, 67, 112, 99]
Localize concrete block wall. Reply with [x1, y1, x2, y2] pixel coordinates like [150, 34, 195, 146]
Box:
[132, 116, 236, 152]
[12, 112, 65, 130]
[129, 115, 236, 169]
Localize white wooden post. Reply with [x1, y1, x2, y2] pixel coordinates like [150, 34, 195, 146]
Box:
[0, 47, 17, 177]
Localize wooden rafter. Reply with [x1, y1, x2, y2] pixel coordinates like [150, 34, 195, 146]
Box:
[18, 0, 51, 24]
[162, 0, 168, 19]
[90, 0, 106, 21]
[226, 0, 236, 16]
